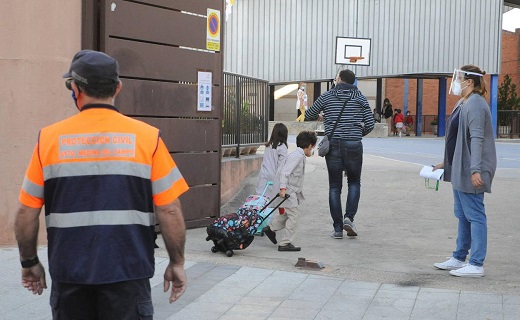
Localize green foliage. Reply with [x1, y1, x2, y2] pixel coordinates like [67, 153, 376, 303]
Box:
[497, 75, 519, 126]
[498, 75, 519, 111]
[430, 117, 438, 125]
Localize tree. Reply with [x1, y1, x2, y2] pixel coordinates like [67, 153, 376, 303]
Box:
[498, 74, 519, 111]
[497, 75, 519, 127]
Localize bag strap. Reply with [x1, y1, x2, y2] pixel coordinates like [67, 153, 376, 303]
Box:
[328, 98, 350, 139]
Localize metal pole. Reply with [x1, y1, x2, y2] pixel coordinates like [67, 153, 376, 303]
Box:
[437, 78, 447, 137]
[490, 74, 499, 139]
[235, 77, 241, 158]
[416, 79, 423, 136]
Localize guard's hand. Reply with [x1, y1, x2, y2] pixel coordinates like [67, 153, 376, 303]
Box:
[21, 263, 47, 295]
[471, 172, 484, 188]
[163, 263, 187, 303]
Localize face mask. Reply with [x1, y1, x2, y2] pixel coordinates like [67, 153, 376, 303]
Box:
[301, 86, 305, 90]
[451, 81, 462, 96]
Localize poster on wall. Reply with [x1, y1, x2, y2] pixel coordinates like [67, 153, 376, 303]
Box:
[197, 71, 212, 112]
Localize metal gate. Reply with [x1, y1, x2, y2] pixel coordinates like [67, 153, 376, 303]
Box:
[83, 0, 224, 228]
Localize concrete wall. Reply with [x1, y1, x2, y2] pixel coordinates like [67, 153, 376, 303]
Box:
[220, 156, 263, 206]
[0, 1, 81, 245]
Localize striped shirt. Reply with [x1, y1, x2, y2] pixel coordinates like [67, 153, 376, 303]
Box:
[305, 83, 374, 140]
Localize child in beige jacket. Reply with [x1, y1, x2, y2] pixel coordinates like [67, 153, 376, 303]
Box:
[262, 130, 317, 251]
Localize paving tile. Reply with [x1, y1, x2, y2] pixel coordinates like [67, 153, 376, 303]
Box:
[278, 298, 327, 310]
[323, 294, 373, 311]
[409, 299, 458, 320]
[220, 302, 278, 319]
[416, 287, 460, 301]
[247, 282, 299, 299]
[288, 278, 342, 302]
[315, 308, 365, 320]
[233, 266, 274, 280]
[269, 305, 320, 319]
[335, 280, 381, 297]
[374, 286, 419, 300]
[504, 303, 520, 319]
[363, 297, 415, 319]
[166, 309, 221, 320]
[459, 291, 503, 304]
[503, 294, 520, 305]
[238, 296, 284, 307]
[456, 302, 504, 319]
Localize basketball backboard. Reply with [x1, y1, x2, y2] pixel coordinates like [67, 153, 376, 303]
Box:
[335, 37, 371, 66]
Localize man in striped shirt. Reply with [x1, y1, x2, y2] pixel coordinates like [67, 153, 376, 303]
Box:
[305, 69, 374, 239]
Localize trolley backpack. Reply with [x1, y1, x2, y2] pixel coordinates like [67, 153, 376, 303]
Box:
[206, 194, 289, 257]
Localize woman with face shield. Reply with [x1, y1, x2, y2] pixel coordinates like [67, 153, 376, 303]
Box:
[432, 65, 497, 277]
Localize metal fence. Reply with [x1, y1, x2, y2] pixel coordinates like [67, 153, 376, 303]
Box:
[497, 110, 520, 138]
[222, 72, 270, 157]
[391, 112, 520, 138]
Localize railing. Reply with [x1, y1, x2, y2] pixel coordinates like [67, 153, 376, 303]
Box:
[391, 112, 520, 138]
[222, 72, 270, 157]
[497, 110, 520, 138]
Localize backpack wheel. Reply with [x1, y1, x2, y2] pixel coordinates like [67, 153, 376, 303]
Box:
[211, 246, 219, 253]
[226, 250, 234, 257]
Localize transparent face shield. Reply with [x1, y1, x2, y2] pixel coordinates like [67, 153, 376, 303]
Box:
[448, 69, 483, 96]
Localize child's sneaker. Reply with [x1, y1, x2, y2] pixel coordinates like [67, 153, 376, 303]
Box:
[449, 264, 485, 277]
[433, 257, 466, 270]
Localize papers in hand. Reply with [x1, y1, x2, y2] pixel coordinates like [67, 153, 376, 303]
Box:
[419, 166, 444, 180]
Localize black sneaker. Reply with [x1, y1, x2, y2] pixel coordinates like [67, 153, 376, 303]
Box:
[278, 243, 301, 251]
[263, 226, 277, 244]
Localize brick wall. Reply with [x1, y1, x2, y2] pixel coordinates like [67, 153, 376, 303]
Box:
[384, 29, 520, 117]
[500, 29, 520, 87]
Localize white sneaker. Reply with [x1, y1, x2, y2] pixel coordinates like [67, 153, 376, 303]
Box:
[342, 219, 357, 236]
[433, 257, 466, 270]
[449, 264, 485, 277]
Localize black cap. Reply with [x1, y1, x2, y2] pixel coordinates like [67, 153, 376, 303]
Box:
[63, 50, 119, 87]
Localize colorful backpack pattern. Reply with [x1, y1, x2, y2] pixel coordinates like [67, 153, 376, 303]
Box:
[211, 207, 261, 241]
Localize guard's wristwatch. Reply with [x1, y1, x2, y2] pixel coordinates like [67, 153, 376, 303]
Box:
[21, 256, 39, 268]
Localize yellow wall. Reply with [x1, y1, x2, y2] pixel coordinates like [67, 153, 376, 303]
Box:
[0, 1, 82, 245]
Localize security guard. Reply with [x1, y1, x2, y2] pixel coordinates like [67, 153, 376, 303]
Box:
[15, 50, 189, 319]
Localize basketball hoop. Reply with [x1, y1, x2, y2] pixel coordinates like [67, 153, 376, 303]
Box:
[347, 56, 365, 63]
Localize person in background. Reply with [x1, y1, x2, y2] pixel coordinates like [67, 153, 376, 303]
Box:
[295, 82, 308, 122]
[263, 131, 317, 251]
[373, 107, 381, 123]
[256, 123, 288, 214]
[404, 110, 414, 136]
[305, 69, 374, 239]
[433, 64, 496, 278]
[382, 98, 393, 136]
[394, 109, 405, 137]
[14, 50, 189, 318]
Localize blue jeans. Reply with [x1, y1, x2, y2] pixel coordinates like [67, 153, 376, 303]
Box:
[325, 139, 363, 232]
[452, 189, 487, 267]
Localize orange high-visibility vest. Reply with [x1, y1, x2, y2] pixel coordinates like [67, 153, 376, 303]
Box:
[19, 104, 189, 284]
